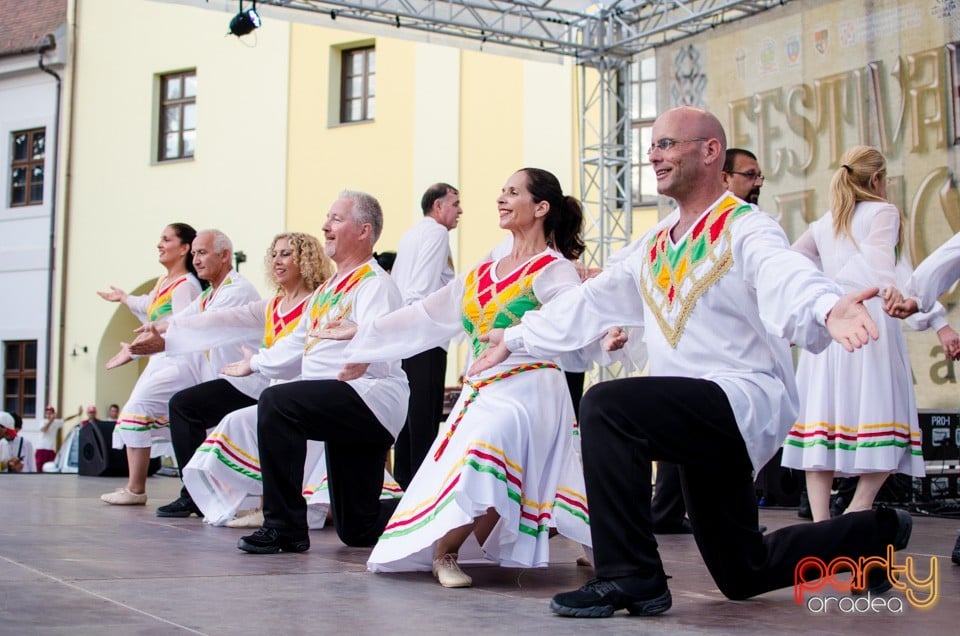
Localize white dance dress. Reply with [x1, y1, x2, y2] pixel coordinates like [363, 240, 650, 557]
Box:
[112, 273, 203, 456]
[781, 201, 925, 476]
[346, 248, 598, 573]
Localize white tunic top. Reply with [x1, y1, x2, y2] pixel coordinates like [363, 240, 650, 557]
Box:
[249, 259, 409, 438]
[167, 271, 264, 398]
[503, 194, 845, 473]
[907, 231, 960, 312]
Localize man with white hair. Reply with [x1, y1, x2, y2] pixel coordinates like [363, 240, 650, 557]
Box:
[223, 191, 408, 554]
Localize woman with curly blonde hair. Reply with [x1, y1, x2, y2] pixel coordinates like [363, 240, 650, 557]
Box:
[146, 233, 338, 521]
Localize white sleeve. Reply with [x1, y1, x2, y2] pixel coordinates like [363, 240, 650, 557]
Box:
[165, 299, 269, 355]
[345, 278, 464, 363]
[738, 214, 842, 353]
[123, 292, 151, 324]
[505, 256, 646, 359]
[832, 204, 899, 290]
[908, 231, 960, 312]
[896, 257, 949, 331]
[170, 279, 201, 315]
[791, 227, 822, 269]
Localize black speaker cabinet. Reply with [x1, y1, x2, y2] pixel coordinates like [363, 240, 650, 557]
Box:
[78, 420, 161, 477]
[918, 409, 960, 465]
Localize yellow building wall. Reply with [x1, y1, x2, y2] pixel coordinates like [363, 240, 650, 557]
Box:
[658, 0, 960, 407]
[60, 0, 291, 417]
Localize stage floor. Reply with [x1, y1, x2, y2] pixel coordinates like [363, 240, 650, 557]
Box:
[1, 474, 957, 635]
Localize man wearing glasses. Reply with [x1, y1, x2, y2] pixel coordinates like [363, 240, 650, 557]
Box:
[721, 148, 764, 205]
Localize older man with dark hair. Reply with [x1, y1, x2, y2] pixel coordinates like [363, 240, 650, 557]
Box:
[389, 182, 462, 488]
[223, 191, 408, 553]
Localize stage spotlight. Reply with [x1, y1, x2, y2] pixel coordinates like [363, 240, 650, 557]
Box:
[229, 0, 261, 37]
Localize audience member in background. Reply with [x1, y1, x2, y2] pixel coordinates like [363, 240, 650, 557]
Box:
[107, 404, 120, 421]
[1, 412, 36, 473]
[36, 405, 64, 468]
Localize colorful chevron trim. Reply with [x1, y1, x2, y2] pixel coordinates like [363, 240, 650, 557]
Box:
[640, 197, 751, 347]
[461, 254, 557, 358]
[146, 274, 192, 322]
[784, 421, 923, 455]
[262, 294, 308, 348]
[304, 264, 375, 352]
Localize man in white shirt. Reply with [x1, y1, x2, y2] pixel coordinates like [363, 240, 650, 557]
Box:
[472, 106, 913, 617]
[222, 191, 408, 554]
[389, 183, 462, 488]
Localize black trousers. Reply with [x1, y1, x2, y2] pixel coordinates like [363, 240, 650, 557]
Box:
[581, 376, 902, 600]
[170, 379, 256, 499]
[564, 371, 585, 420]
[258, 380, 397, 547]
[651, 461, 686, 528]
[395, 346, 447, 489]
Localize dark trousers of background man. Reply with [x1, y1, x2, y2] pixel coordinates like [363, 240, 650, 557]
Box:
[258, 380, 398, 546]
[651, 461, 687, 531]
[581, 376, 903, 599]
[395, 346, 447, 489]
[170, 379, 257, 499]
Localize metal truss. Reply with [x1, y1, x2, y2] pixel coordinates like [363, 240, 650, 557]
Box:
[233, 1, 788, 63]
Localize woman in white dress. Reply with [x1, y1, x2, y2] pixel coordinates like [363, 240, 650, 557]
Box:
[98, 223, 203, 504]
[781, 146, 925, 522]
[325, 168, 620, 588]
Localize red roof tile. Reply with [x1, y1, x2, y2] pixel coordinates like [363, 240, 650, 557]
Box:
[0, 0, 67, 58]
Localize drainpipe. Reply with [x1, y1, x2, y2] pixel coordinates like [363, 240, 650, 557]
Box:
[37, 34, 61, 412]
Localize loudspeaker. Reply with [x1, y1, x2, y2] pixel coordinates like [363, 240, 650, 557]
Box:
[918, 409, 960, 465]
[755, 448, 803, 507]
[78, 421, 161, 477]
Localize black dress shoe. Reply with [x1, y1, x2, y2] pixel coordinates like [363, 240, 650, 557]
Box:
[550, 574, 672, 618]
[237, 527, 310, 554]
[951, 534, 960, 566]
[156, 495, 201, 518]
[653, 518, 693, 535]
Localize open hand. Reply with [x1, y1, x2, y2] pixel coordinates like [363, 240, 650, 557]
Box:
[105, 343, 133, 370]
[338, 362, 369, 381]
[221, 346, 255, 377]
[826, 287, 880, 352]
[314, 319, 358, 341]
[128, 324, 165, 356]
[97, 286, 127, 303]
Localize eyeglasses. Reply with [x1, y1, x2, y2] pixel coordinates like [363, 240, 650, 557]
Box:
[646, 137, 707, 155]
[728, 170, 765, 183]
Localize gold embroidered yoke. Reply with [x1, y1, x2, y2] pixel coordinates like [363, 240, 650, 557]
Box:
[640, 196, 752, 347]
